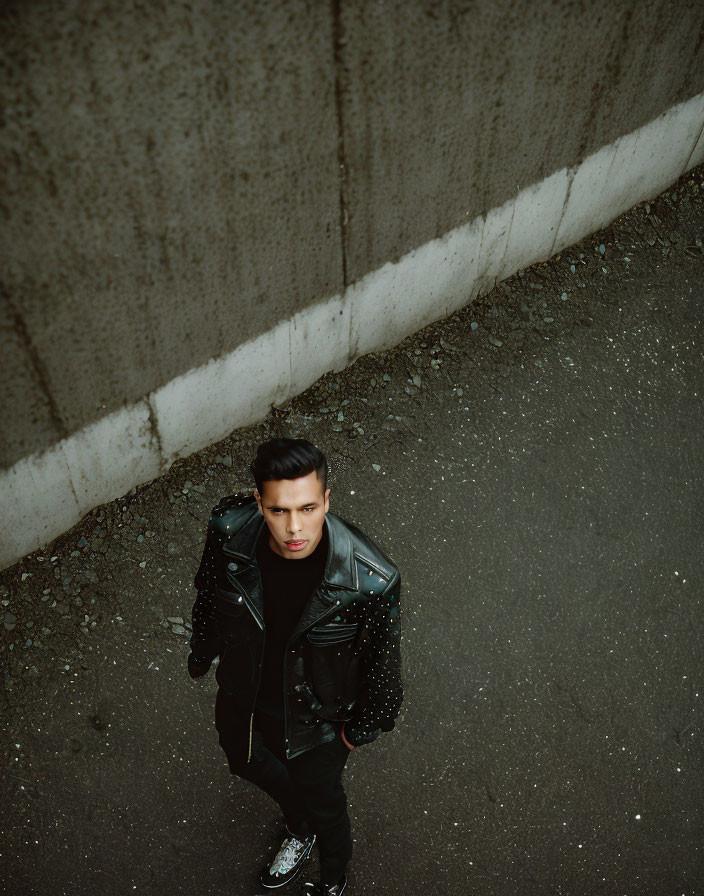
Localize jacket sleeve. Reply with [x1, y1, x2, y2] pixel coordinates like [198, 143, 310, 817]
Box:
[189, 522, 223, 665]
[345, 571, 403, 745]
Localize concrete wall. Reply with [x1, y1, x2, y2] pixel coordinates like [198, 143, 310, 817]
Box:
[2, 0, 344, 464]
[2, 0, 704, 568]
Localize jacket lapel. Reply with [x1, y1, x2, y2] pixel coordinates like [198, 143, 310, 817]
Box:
[221, 507, 359, 640]
[221, 506, 266, 627]
[290, 513, 360, 641]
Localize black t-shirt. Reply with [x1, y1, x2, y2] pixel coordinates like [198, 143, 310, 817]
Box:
[253, 524, 328, 719]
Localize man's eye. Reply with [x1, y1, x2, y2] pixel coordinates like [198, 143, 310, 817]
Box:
[270, 508, 314, 513]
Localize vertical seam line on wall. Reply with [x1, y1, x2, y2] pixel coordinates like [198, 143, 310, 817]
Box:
[5, 291, 68, 445]
[602, 139, 620, 188]
[683, 115, 704, 174]
[288, 318, 294, 400]
[549, 166, 577, 258]
[331, 0, 349, 289]
[146, 397, 165, 468]
[498, 195, 518, 290]
[61, 446, 81, 509]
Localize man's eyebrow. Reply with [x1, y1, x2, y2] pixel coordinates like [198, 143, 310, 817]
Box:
[265, 501, 319, 510]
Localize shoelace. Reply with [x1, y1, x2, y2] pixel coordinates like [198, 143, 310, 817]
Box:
[270, 836, 308, 875]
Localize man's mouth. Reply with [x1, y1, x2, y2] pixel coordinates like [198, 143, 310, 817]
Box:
[285, 539, 307, 551]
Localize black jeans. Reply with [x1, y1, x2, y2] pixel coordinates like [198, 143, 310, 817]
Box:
[217, 693, 353, 885]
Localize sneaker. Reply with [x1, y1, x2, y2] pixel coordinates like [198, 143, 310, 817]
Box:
[302, 873, 348, 895]
[260, 828, 316, 889]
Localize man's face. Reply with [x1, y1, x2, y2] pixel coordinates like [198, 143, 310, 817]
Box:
[254, 471, 330, 560]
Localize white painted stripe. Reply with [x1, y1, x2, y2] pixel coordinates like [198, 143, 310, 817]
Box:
[554, 94, 704, 255]
[2, 90, 703, 568]
[686, 114, 704, 171]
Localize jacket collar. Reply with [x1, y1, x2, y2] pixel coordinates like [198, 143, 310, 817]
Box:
[222, 506, 359, 592]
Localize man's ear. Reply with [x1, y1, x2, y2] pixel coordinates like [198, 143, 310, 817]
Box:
[324, 487, 331, 513]
[254, 488, 263, 515]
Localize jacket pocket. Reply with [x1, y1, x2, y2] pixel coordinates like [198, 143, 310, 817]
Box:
[215, 586, 247, 611]
[306, 622, 360, 646]
[214, 588, 250, 638]
[304, 623, 363, 720]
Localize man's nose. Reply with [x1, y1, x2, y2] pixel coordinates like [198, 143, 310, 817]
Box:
[287, 512, 302, 533]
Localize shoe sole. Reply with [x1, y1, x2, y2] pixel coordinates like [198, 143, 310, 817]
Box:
[302, 875, 347, 896]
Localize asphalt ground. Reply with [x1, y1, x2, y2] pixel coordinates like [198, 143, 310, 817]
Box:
[2, 169, 703, 895]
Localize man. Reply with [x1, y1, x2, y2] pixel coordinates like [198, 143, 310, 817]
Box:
[188, 437, 403, 895]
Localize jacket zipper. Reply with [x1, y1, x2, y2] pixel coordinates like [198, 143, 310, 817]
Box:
[247, 625, 267, 763]
[227, 574, 265, 765]
[220, 639, 255, 762]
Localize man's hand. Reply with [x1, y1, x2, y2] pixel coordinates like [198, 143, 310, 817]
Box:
[188, 653, 212, 679]
[341, 721, 382, 749]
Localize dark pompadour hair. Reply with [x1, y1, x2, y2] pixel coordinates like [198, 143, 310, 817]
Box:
[250, 438, 328, 496]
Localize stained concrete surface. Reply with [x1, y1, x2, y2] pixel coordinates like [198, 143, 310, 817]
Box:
[4, 0, 704, 468]
[1, 0, 342, 462]
[338, 0, 704, 279]
[1, 171, 703, 894]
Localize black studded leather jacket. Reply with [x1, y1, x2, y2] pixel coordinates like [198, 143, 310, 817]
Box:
[189, 493, 403, 762]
